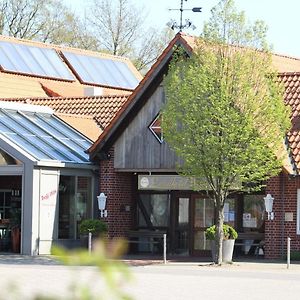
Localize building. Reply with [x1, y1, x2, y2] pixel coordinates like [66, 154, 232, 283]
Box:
[88, 33, 300, 258]
[0, 101, 96, 255]
[265, 72, 300, 258]
[0, 35, 142, 255]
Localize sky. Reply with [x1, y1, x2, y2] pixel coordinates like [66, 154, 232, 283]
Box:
[64, 0, 300, 58]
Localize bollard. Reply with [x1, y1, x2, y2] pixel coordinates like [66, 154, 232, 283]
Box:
[287, 237, 291, 269]
[163, 233, 167, 264]
[88, 232, 92, 255]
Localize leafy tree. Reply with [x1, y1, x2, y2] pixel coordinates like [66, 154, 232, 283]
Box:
[86, 0, 174, 71]
[162, 0, 290, 264]
[0, 0, 98, 49]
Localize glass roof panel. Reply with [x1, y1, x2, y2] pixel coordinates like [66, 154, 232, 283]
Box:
[62, 51, 139, 89]
[0, 103, 92, 164]
[29, 136, 71, 161]
[0, 41, 75, 80]
[11, 114, 51, 137]
[37, 114, 90, 146]
[6, 133, 52, 160]
[41, 136, 89, 163]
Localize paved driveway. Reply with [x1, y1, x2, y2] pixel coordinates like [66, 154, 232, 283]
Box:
[0, 256, 300, 300]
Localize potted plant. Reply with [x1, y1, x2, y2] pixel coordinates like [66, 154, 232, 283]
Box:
[79, 219, 108, 249]
[205, 224, 238, 263]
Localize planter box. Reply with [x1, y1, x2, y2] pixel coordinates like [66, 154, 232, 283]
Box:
[210, 239, 235, 263]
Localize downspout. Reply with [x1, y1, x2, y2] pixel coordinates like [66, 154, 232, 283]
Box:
[280, 172, 285, 257]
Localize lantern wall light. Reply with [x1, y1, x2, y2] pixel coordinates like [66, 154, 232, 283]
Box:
[264, 194, 274, 220]
[97, 192, 107, 218]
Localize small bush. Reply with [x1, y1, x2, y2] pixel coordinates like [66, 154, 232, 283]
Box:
[288, 251, 300, 261]
[205, 224, 238, 240]
[79, 219, 108, 236]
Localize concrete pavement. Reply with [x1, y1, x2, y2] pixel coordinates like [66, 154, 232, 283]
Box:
[0, 255, 299, 299]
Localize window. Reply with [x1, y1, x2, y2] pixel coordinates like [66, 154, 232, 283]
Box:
[297, 190, 300, 234]
[148, 114, 163, 143]
[138, 194, 170, 227]
[58, 176, 92, 239]
[224, 198, 235, 228]
[243, 195, 265, 230]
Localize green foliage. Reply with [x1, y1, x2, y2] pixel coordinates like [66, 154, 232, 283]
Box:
[287, 251, 300, 261]
[51, 239, 131, 300]
[205, 224, 238, 240]
[162, 0, 290, 264]
[163, 1, 290, 198]
[79, 219, 108, 236]
[202, 0, 269, 50]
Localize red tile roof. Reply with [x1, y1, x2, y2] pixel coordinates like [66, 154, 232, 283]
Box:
[89, 33, 300, 157]
[2, 94, 129, 140]
[279, 72, 300, 170]
[0, 35, 141, 98]
[88, 33, 300, 174]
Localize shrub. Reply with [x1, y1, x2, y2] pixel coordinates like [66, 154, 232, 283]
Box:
[79, 219, 108, 236]
[205, 224, 238, 240]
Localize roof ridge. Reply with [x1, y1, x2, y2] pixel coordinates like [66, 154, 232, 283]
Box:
[272, 51, 300, 61]
[177, 33, 300, 62]
[56, 112, 95, 119]
[278, 71, 300, 76]
[0, 94, 129, 102]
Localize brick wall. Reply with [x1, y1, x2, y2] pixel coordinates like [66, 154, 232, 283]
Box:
[266, 173, 300, 258]
[99, 147, 135, 238]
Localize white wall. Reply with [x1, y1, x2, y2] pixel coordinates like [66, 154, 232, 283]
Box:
[38, 169, 60, 255]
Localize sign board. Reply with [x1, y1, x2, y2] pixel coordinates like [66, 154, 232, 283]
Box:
[138, 175, 241, 191]
[39, 171, 59, 254]
[138, 175, 195, 190]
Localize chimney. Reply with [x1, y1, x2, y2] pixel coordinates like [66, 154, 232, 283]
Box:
[84, 87, 103, 97]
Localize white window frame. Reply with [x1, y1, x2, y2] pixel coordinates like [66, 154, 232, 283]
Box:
[297, 189, 300, 234]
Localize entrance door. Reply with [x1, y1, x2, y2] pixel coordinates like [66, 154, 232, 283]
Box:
[192, 195, 214, 255]
[174, 197, 190, 255]
[0, 189, 21, 253]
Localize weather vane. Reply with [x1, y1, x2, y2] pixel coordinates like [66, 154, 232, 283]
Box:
[167, 0, 202, 32]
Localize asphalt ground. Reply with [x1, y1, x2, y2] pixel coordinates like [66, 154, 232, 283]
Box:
[0, 255, 299, 300]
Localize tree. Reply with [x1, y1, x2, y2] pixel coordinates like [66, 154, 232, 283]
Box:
[162, 0, 290, 264]
[87, 0, 174, 71]
[0, 0, 98, 49]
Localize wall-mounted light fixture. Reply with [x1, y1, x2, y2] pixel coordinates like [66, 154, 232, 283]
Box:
[97, 192, 107, 218]
[264, 194, 274, 220]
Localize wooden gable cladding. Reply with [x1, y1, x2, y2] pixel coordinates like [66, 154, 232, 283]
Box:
[114, 85, 178, 170]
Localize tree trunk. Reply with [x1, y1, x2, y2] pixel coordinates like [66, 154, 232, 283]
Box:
[215, 198, 225, 265]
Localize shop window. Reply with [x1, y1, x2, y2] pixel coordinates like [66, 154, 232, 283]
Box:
[243, 195, 265, 231]
[58, 176, 92, 239]
[138, 194, 170, 228]
[224, 198, 235, 228]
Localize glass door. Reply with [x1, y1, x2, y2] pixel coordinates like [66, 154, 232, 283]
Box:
[192, 196, 214, 255]
[174, 197, 190, 255]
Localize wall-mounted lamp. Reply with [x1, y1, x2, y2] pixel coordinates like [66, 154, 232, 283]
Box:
[97, 192, 107, 218]
[264, 194, 274, 220]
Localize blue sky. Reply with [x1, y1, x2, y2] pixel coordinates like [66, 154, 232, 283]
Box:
[64, 0, 300, 58]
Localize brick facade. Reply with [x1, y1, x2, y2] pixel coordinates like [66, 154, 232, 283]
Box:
[266, 173, 300, 258]
[99, 147, 135, 238]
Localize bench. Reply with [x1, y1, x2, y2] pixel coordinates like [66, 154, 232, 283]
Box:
[235, 232, 265, 255]
[126, 230, 167, 256]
